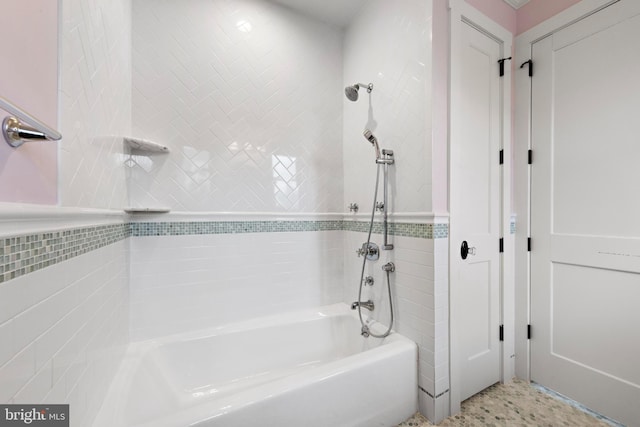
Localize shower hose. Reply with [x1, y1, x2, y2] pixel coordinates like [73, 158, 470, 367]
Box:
[356, 163, 394, 338]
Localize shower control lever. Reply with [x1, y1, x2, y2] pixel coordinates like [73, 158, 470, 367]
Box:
[363, 276, 374, 286]
[356, 242, 379, 261]
[382, 262, 395, 272]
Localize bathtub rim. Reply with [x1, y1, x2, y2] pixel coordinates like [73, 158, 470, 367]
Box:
[136, 302, 400, 346]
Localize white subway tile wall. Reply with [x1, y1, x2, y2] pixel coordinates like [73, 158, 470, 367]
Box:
[432, 237, 450, 422]
[59, 0, 132, 209]
[130, 231, 345, 340]
[343, 229, 445, 417]
[129, 0, 344, 212]
[0, 239, 129, 427]
[343, 0, 434, 213]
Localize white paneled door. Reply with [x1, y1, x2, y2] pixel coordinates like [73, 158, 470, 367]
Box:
[530, 1, 640, 425]
[451, 20, 502, 402]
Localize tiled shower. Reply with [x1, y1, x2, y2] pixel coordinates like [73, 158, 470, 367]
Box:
[0, 0, 451, 425]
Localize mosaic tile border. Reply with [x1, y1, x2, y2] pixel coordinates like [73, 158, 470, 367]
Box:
[342, 221, 449, 239]
[0, 220, 449, 284]
[130, 220, 449, 239]
[129, 220, 343, 236]
[0, 224, 130, 284]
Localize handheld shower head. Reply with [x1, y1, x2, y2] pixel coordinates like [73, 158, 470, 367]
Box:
[363, 129, 381, 160]
[363, 129, 377, 144]
[345, 83, 373, 102]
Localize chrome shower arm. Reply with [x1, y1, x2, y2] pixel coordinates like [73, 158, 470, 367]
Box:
[354, 83, 373, 93]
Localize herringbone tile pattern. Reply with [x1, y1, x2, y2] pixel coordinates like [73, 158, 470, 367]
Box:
[59, 0, 132, 208]
[130, 0, 344, 212]
[342, 0, 433, 213]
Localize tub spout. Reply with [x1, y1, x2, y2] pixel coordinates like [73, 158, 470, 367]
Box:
[351, 300, 375, 311]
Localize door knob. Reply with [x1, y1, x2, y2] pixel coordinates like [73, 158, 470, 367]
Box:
[460, 241, 476, 260]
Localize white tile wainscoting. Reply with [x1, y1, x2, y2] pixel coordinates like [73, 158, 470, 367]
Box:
[127, 212, 449, 422]
[129, 230, 345, 340]
[343, 224, 449, 422]
[0, 209, 448, 426]
[0, 210, 130, 427]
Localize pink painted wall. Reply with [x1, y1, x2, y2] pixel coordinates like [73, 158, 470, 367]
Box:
[517, 0, 582, 35]
[463, 0, 583, 36]
[0, 0, 58, 204]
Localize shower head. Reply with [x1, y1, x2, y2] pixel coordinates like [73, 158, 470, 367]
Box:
[345, 85, 359, 102]
[363, 129, 381, 160]
[363, 129, 377, 145]
[345, 83, 373, 102]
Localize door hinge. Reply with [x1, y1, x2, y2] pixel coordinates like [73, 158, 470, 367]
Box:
[499, 149, 504, 165]
[527, 237, 531, 252]
[528, 149, 533, 165]
[527, 324, 532, 340]
[498, 57, 512, 77]
[520, 59, 533, 77]
[499, 238, 504, 253]
[499, 325, 504, 341]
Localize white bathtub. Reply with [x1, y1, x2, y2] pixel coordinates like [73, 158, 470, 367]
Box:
[94, 303, 417, 427]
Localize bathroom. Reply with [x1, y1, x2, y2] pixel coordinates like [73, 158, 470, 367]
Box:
[1, 0, 639, 426]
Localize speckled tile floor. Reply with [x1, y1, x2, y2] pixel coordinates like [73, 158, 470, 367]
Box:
[397, 379, 617, 427]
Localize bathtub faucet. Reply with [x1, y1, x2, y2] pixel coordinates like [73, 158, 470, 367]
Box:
[351, 300, 374, 311]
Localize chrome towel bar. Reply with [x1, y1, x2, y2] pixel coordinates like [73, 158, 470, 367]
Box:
[0, 96, 62, 148]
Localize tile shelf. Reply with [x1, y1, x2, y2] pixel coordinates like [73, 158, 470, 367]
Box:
[124, 137, 169, 153]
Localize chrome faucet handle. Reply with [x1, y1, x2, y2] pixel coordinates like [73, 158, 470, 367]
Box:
[356, 242, 380, 261]
[382, 262, 395, 272]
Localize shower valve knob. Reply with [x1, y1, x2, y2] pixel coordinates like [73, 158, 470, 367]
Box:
[356, 242, 380, 261]
[382, 262, 395, 272]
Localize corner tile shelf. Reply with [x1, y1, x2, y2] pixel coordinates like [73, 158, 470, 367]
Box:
[124, 207, 171, 214]
[124, 137, 169, 153]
